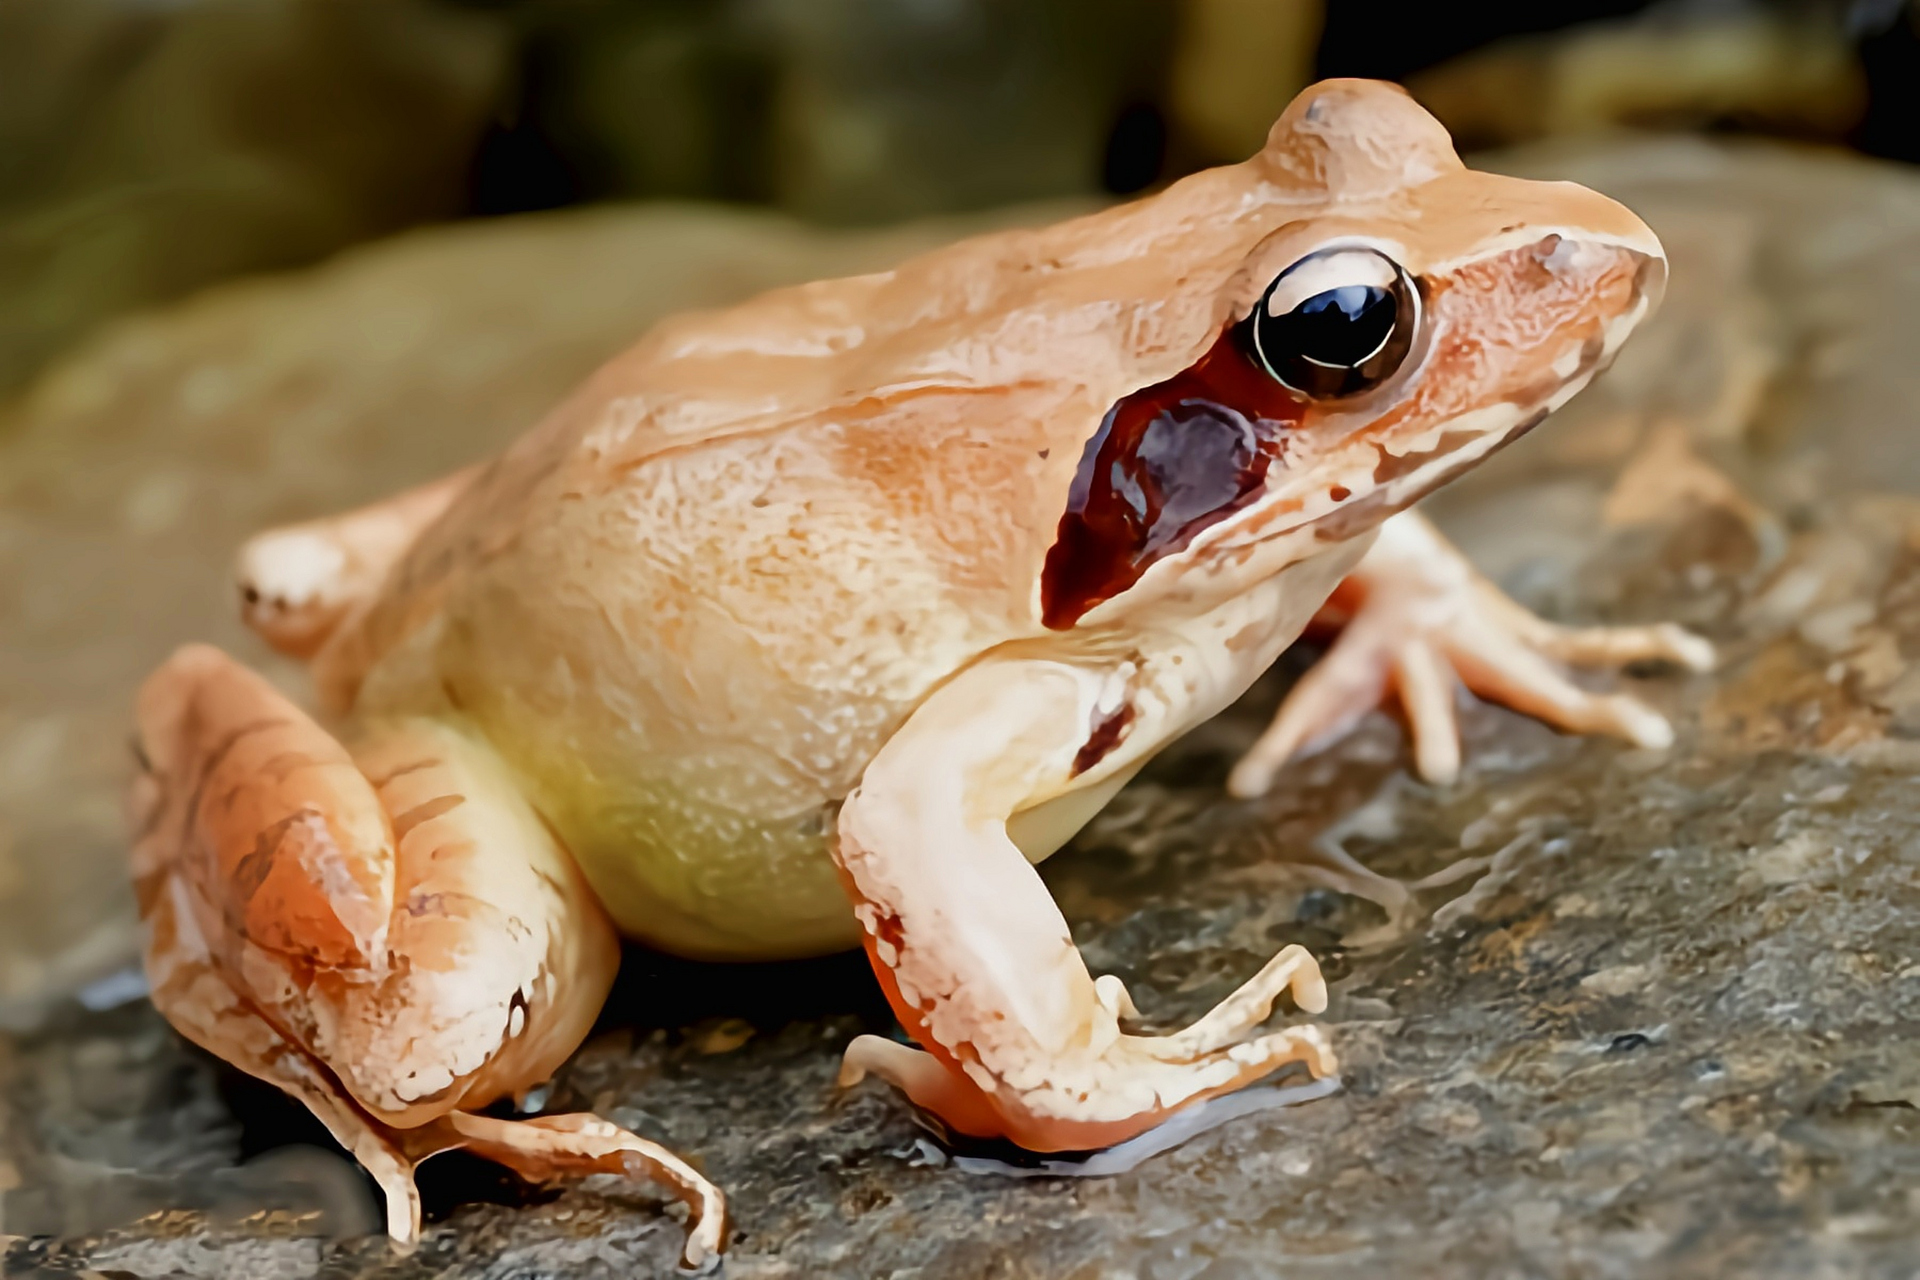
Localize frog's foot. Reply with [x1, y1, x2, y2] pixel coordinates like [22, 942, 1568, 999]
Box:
[447, 1114, 728, 1272]
[237, 465, 475, 658]
[835, 659, 1336, 1154]
[1229, 510, 1713, 793]
[840, 943, 1335, 1152]
[130, 644, 726, 1268]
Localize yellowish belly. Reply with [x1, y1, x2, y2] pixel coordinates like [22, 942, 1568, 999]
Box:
[549, 765, 1141, 963]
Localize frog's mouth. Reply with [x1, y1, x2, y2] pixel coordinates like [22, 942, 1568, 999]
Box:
[1301, 398, 1553, 546]
[1279, 240, 1662, 549]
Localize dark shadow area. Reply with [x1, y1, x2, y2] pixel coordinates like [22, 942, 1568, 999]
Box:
[596, 941, 894, 1036]
[1317, 0, 1656, 81]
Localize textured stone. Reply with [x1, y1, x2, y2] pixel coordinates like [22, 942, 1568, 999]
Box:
[7, 139, 1920, 1278]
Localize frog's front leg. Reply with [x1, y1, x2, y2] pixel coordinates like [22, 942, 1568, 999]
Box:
[131, 645, 726, 1269]
[236, 465, 478, 658]
[1228, 510, 1715, 793]
[834, 660, 1334, 1152]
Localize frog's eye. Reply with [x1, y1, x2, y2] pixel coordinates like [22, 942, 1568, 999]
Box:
[1242, 247, 1419, 400]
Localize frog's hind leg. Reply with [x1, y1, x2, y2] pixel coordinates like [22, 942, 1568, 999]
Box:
[1228, 509, 1715, 793]
[136, 866, 447, 1239]
[237, 465, 477, 659]
[130, 644, 727, 1268]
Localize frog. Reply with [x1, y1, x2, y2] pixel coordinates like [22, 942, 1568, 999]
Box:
[127, 80, 1710, 1270]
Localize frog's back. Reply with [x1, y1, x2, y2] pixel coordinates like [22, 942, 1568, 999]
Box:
[325, 154, 1321, 957]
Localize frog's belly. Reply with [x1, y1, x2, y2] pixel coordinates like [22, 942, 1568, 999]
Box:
[547, 764, 1139, 963]
[555, 777, 856, 961]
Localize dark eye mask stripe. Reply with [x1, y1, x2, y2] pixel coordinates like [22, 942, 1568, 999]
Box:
[1039, 325, 1306, 630]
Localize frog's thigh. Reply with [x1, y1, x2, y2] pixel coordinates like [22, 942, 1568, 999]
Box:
[138, 865, 444, 1241]
[131, 645, 726, 1268]
[236, 464, 478, 658]
[834, 659, 1335, 1155]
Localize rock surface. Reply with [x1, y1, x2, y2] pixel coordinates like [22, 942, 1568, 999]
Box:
[7, 139, 1920, 1278]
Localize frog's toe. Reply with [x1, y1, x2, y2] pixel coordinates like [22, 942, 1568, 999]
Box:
[1475, 597, 1716, 673]
[448, 1112, 728, 1273]
[1093, 974, 1143, 1023]
[1447, 613, 1681, 752]
[840, 944, 1335, 1155]
[1142, 943, 1327, 1057]
[1226, 608, 1414, 796]
[1232, 510, 1711, 791]
[235, 527, 354, 656]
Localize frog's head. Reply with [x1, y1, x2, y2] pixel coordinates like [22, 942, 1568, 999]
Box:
[1040, 79, 1664, 630]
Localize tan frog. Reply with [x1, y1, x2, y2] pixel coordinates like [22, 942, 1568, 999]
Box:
[128, 80, 1709, 1268]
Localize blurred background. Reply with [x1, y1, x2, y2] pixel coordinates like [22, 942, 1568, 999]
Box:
[1, 0, 1915, 400]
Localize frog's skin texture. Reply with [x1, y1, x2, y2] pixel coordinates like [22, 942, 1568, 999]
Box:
[127, 81, 1708, 1268]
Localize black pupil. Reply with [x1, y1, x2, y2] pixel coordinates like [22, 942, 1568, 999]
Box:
[1241, 257, 1415, 401]
[1285, 285, 1395, 367]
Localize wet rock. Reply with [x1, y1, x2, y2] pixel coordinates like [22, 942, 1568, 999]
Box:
[7, 139, 1920, 1277]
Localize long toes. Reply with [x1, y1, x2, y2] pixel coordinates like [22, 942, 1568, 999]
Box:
[1391, 639, 1463, 785]
[1543, 621, 1715, 672]
[1478, 589, 1716, 673]
[1619, 622, 1715, 671]
[1229, 645, 1389, 798]
[365, 1151, 423, 1247]
[1508, 673, 1674, 747]
[447, 1112, 728, 1270]
[1146, 946, 1326, 1061]
[1094, 974, 1142, 1023]
[1585, 692, 1675, 749]
[1203, 1023, 1339, 1082]
[1451, 623, 1679, 749]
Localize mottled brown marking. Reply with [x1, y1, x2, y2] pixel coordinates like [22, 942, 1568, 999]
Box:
[426, 838, 479, 863]
[1071, 702, 1138, 777]
[231, 809, 315, 906]
[1312, 407, 1549, 545]
[1310, 485, 1398, 544]
[258, 751, 323, 783]
[1043, 325, 1305, 628]
[197, 717, 285, 781]
[367, 758, 440, 790]
[404, 888, 490, 918]
[391, 794, 467, 844]
[1371, 430, 1482, 486]
[185, 716, 287, 824]
[872, 908, 908, 956]
[132, 867, 169, 916]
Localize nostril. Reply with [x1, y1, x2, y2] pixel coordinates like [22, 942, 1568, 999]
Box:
[241, 584, 261, 606]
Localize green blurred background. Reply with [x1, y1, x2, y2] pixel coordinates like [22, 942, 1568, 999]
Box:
[1, 0, 1914, 403]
